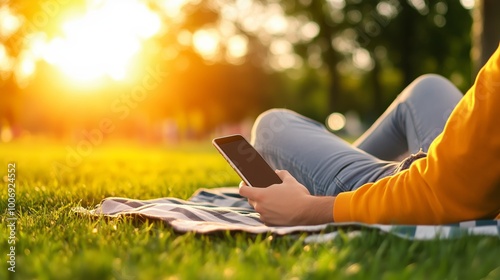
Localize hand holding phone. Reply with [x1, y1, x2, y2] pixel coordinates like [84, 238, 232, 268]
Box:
[212, 134, 282, 188]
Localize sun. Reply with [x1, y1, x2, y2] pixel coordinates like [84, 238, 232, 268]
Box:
[42, 0, 162, 83]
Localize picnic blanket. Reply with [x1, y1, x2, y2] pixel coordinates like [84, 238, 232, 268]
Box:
[73, 187, 500, 242]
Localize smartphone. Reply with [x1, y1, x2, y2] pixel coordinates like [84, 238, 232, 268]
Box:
[212, 134, 282, 188]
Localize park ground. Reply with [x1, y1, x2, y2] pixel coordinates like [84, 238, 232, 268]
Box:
[1, 141, 499, 279]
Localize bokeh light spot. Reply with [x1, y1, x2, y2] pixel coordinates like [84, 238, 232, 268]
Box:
[0, 6, 22, 38]
[460, 0, 475, 9]
[193, 29, 220, 59]
[327, 112, 346, 131]
[353, 48, 374, 71]
[227, 35, 248, 58]
[0, 124, 13, 143]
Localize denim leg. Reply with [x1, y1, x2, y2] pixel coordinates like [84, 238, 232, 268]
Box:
[353, 74, 463, 160]
[250, 75, 463, 196]
[251, 109, 398, 196]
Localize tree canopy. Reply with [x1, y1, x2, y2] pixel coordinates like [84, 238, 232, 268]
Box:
[0, 0, 484, 139]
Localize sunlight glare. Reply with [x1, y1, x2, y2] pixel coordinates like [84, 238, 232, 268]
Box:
[0, 6, 22, 38]
[27, 33, 48, 59]
[0, 44, 13, 72]
[13, 51, 37, 85]
[0, 44, 6, 59]
[161, 0, 188, 18]
[41, 0, 162, 82]
[19, 55, 36, 77]
[192, 29, 220, 59]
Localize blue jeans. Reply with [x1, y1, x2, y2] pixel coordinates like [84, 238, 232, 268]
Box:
[251, 74, 463, 196]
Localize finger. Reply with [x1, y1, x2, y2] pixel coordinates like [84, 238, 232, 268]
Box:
[239, 184, 261, 200]
[275, 169, 297, 183]
[247, 199, 256, 208]
[239, 181, 247, 188]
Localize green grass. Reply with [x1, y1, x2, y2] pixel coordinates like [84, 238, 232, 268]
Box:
[1, 141, 499, 280]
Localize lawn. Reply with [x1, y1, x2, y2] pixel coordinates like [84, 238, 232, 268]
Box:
[1, 141, 499, 280]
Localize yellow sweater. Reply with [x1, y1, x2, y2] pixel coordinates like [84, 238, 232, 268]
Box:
[334, 44, 500, 224]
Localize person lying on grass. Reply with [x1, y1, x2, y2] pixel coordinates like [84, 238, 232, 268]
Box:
[239, 44, 500, 226]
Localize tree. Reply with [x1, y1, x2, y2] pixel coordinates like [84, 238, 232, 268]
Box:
[472, 0, 500, 73]
[0, 0, 479, 138]
[0, 0, 280, 136]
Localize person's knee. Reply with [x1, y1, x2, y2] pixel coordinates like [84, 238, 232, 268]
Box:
[251, 108, 293, 149]
[402, 74, 461, 102]
[414, 74, 452, 88]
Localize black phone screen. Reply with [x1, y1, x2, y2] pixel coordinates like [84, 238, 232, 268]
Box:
[213, 135, 282, 187]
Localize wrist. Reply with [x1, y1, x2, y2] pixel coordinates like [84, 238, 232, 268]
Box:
[300, 195, 335, 225]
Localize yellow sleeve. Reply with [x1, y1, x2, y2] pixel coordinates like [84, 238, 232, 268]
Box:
[334, 44, 500, 224]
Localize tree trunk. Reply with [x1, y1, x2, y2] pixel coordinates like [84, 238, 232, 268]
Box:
[370, 54, 383, 116]
[399, 1, 416, 87]
[472, 0, 500, 74]
[312, 1, 342, 113]
[325, 47, 342, 113]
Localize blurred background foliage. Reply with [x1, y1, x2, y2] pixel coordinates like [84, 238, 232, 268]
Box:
[0, 0, 497, 143]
